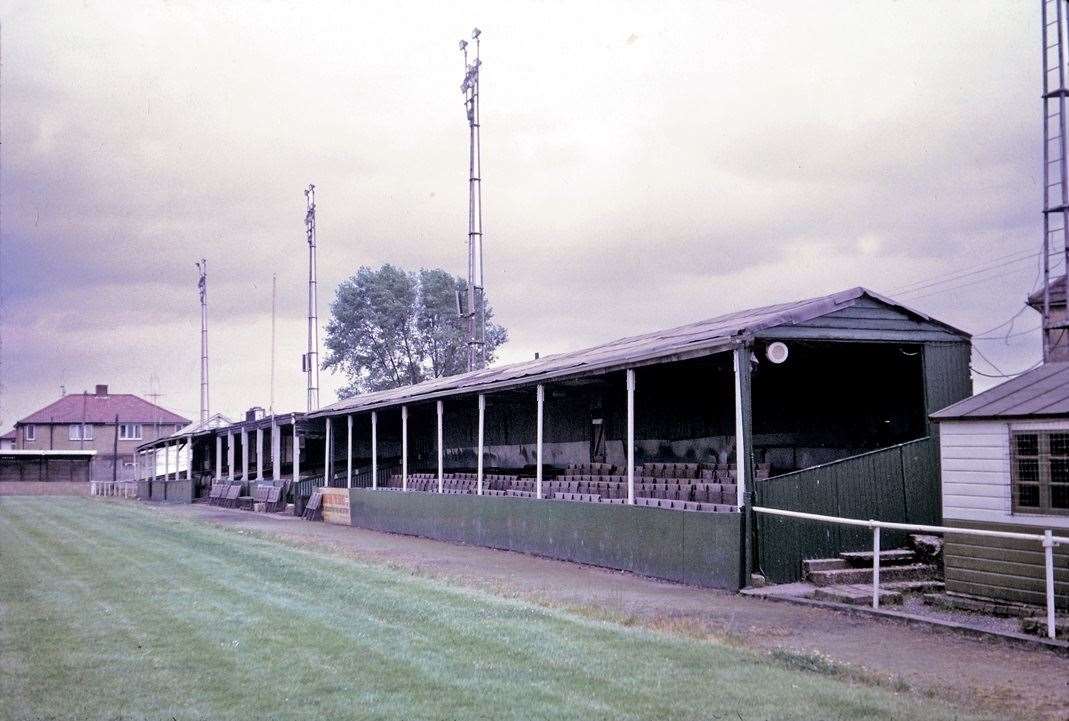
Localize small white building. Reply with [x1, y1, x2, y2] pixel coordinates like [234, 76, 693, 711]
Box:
[932, 361, 1068, 608]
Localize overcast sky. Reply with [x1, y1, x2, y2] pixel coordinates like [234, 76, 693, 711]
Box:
[0, 1, 1050, 425]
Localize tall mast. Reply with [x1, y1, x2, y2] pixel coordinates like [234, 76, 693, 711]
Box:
[1042, 0, 1069, 361]
[460, 28, 485, 371]
[195, 258, 209, 423]
[304, 184, 320, 411]
[270, 272, 277, 416]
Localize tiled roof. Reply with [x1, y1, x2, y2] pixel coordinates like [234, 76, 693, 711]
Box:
[932, 361, 1069, 420]
[1027, 277, 1066, 308]
[18, 393, 190, 425]
[0, 429, 14, 440]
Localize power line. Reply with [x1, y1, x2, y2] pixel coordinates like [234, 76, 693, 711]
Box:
[898, 262, 1046, 302]
[970, 362, 1043, 379]
[890, 248, 1040, 296]
[974, 325, 1041, 341]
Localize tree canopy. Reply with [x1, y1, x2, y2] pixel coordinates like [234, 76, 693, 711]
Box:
[323, 264, 507, 398]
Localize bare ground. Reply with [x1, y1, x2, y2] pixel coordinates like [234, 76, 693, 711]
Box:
[157, 502, 1069, 721]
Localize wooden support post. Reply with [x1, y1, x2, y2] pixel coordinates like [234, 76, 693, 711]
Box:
[292, 420, 301, 482]
[256, 427, 264, 480]
[371, 411, 378, 489]
[437, 400, 444, 493]
[401, 405, 408, 491]
[346, 414, 353, 489]
[241, 430, 249, 481]
[536, 384, 544, 499]
[227, 432, 235, 481]
[186, 436, 194, 479]
[324, 417, 332, 486]
[626, 368, 636, 505]
[271, 419, 280, 482]
[872, 525, 881, 610]
[477, 394, 485, 496]
[733, 344, 754, 589]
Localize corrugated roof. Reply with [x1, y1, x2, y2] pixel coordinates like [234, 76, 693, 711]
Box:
[18, 393, 190, 425]
[315, 287, 969, 418]
[932, 361, 1069, 420]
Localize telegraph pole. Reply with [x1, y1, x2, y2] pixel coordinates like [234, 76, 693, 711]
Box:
[460, 28, 486, 371]
[195, 259, 209, 422]
[304, 185, 320, 411]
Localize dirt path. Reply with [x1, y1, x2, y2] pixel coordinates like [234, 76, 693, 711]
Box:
[161, 503, 1068, 721]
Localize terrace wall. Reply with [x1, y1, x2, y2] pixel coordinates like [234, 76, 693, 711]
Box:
[347, 488, 743, 590]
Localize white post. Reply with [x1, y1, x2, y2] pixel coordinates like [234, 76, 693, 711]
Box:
[164, 444, 171, 482]
[292, 421, 301, 481]
[256, 427, 264, 480]
[214, 436, 221, 481]
[271, 420, 280, 482]
[626, 368, 636, 505]
[371, 411, 378, 489]
[872, 524, 881, 610]
[477, 394, 485, 495]
[437, 400, 444, 493]
[241, 430, 248, 481]
[732, 348, 749, 507]
[227, 432, 234, 481]
[401, 405, 408, 491]
[1044, 530, 1056, 640]
[346, 414, 353, 489]
[536, 384, 544, 499]
[324, 417, 332, 486]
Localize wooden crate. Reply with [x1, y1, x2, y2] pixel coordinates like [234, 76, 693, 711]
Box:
[320, 488, 351, 526]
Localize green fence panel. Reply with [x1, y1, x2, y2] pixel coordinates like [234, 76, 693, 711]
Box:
[755, 437, 938, 583]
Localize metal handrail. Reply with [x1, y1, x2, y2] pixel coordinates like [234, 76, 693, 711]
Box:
[752, 505, 1066, 641]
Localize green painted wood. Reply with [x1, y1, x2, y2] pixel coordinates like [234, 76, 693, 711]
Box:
[943, 518, 1069, 609]
[754, 437, 939, 583]
[347, 489, 742, 591]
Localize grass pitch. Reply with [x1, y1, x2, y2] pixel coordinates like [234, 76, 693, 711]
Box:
[0, 497, 991, 721]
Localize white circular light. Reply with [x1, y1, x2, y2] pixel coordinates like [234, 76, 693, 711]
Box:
[766, 342, 789, 364]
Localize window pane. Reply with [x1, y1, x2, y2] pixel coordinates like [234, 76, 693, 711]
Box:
[1051, 458, 1069, 484]
[1015, 434, 1039, 456]
[1051, 433, 1069, 456]
[1052, 484, 1069, 509]
[1017, 458, 1039, 483]
[1017, 484, 1040, 507]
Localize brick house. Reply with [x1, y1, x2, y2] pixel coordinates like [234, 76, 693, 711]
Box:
[14, 385, 190, 480]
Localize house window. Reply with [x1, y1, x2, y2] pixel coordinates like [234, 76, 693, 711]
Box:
[24, 425, 35, 442]
[1011, 431, 1069, 516]
[119, 423, 142, 440]
[68, 423, 94, 441]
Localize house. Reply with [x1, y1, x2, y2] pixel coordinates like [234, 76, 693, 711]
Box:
[0, 430, 14, 450]
[931, 362, 1069, 609]
[14, 385, 190, 481]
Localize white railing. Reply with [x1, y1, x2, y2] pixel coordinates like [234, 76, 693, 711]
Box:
[752, 506, 1068, 641]
[89, 480, 139, 499]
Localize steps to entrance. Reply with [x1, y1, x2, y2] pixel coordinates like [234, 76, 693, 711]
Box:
[838, 549, 916, 566]
[813, 584, 904, 605]
[808, 563, 937, 587]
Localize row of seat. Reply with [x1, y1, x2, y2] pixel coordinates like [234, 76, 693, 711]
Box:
[208, 482, 242, 507]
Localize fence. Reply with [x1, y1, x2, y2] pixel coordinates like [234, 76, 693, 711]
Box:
[90, 480, 138, 498]
[752, 505, 1068, 640]
[754, 437, 939, 583]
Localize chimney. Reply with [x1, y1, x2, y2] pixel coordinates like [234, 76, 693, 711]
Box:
[95, 384, 108, 396]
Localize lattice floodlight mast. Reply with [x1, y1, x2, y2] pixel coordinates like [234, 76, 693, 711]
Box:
[304, 184, 320, 411]
[195, 258, 209, 423]
[1042, 0, 1069, 361]
[460, 28, 486, 372]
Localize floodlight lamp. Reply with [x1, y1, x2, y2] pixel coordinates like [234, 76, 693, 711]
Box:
[472, 28, 481, 39]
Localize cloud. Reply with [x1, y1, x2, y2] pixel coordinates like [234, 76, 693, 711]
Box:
[0, 0, 1048, 426]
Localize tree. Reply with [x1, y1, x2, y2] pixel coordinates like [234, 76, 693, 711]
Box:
[323, 264, 508, 398]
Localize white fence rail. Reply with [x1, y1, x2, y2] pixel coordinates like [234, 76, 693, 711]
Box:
[752, 505, 1068, 640]
[90, 480, 138, 499]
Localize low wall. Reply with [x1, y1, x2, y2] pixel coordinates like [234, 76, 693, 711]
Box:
[0, 481, 89, 496]
[140, 479, 193, 504]
[348, 488, 743, 590]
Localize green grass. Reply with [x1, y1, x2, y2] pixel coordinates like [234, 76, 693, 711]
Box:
[0, 498, 988, 721]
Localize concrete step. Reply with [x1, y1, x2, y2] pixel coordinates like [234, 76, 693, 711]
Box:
[802, 558, 849, 574]
[809, 563, 937, 587]
[812, 584, 904, 606]
[838, 548, 916, 567]
[883, 580, 944, 593]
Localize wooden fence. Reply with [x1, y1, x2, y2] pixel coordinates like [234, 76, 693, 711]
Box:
[754, 437, 939, 583]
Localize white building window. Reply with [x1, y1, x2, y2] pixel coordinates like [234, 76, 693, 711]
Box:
[119, 423, 143, 440]
[68, 423, 94, 441]
[24, 425, 35, 442]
